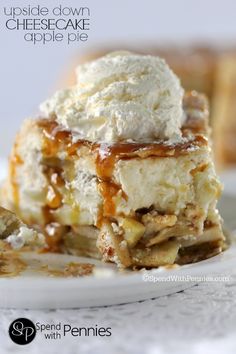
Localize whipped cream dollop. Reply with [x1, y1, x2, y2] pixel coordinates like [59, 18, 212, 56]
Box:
[40, 51, 185, 143]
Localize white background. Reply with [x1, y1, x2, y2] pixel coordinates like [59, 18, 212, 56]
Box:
[1, 0, 236, 157]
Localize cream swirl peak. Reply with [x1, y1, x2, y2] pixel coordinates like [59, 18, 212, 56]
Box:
[40, 51, 185, 143]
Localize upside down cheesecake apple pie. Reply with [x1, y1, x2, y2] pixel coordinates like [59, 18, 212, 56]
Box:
[2, 51, 225, 268]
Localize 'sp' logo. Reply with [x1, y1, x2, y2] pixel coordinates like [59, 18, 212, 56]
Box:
[9, 318, 36, 345]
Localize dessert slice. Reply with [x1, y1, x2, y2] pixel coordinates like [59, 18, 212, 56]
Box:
[0, 206, 44, 250]
[2, 52, 225, 268]
[2, 92, 224, 267]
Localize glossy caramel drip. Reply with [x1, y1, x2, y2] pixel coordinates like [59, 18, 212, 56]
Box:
[96, 181, 128, 227]
[95, 136, 208, 180]
[41, 207, 64, 252]
[39, 120, 86, 251]
[38, 119, 71, 157]
[9, 141, 23, 210]
[38, 120, 123, 229]
[94, 136, 207, 224]
[44, 166, 64, 210]
[38, 118, 89, 158]
[37, 118, 208, 235]
[39, 118, 207, 179]
[98, 181, 121, 217]
[38, 121, 68, 251]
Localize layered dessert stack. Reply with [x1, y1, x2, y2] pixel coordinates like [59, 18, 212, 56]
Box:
[2, 52, 225, 268]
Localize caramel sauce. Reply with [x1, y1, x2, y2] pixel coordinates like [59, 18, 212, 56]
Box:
[46, 185, 62, 209]
[39, 119, 207, 182]
[38, 120, 81, 251]
[39, 168, 65, 251]
[0, 251, 93, 278]
[0, 252, 27, 277]
[36, 116, 208, 250]
[43, 166, 64, 210]
[9, 141, 23, 210]
[97, 181, 128, 226]
[95, 137, 207, 179]
[40, 209, 64, 252]
[94, 137, 207, 222]
[38, 119, 71, 157]
[40, 262, 94, 277]
[38, 118, 88, 158]
[50, 170, 65, 188]
[98, 181, 120, 217]
[190, 163, 208, 176]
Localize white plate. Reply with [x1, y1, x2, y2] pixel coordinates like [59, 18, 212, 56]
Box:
[0, 242, 235, 309]
[0, 159, 235, 309]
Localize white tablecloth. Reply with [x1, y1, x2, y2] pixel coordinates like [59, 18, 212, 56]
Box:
[1, 273, 236, 354]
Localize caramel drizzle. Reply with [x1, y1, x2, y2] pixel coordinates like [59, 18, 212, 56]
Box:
[37, 118, 208, 245]
[94, 137, 207, 223]
[9, 141, 23, 211]
[40, 211, 65, 253]
[37, 120, 66, 251]
[0, 252, 27, 277]
[95, 136, 207, 178]
[38, 119, 88, 157]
